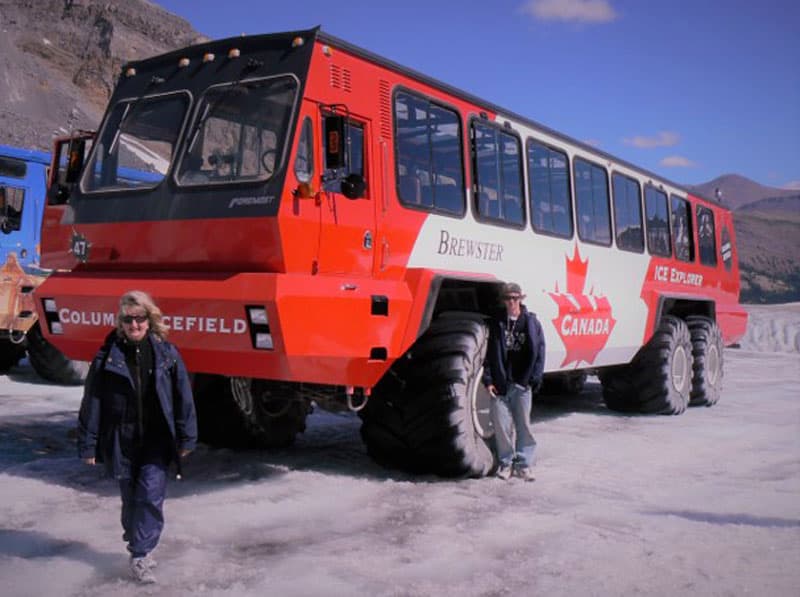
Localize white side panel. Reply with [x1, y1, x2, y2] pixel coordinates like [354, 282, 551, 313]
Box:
[405, 111, 660, 372]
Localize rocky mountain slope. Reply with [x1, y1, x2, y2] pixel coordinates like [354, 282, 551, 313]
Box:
[0, 0, 205, 151]
[689, 175, 800, 303]
[691, 174, 799, 211]
[0, 2, 796, 304]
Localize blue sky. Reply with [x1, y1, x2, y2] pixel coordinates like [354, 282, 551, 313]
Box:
[152, 0, 799, 189]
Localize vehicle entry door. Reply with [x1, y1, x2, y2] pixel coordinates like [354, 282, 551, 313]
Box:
[316, 115, 376, 276]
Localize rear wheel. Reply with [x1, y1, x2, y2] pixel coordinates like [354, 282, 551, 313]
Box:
[359, 313, 494, 478]
[687, 316, 723, 406]
[600, 315, 692, 415]
[0, 337, 26, 372]
[193, 374, 310, 448]
[26, 323, 89, 384]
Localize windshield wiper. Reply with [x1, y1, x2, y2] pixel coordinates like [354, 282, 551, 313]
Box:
[107, 76, 167, 156]
[185, 58, 263, 154]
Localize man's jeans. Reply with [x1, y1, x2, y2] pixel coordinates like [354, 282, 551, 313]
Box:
[491, 383, 536, 468]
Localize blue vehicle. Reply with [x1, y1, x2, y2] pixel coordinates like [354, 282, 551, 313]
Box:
[0, 143, 88, 383]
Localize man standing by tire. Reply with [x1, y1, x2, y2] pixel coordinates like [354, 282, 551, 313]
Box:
[483, 282, 545, 481]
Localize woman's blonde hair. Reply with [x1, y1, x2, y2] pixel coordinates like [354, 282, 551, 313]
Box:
[116, 290, 169, 339]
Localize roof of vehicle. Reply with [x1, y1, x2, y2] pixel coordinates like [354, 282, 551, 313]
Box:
[0, 143, 51, 166]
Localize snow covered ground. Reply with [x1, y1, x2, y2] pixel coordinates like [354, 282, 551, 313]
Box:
[1, 304, 798, 596]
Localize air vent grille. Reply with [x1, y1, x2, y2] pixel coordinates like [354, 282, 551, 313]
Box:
[379, 79, 391, 139]
[329, 64, 352, 92]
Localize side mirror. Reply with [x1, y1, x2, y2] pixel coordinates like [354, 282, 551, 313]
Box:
[48, 131, 95, 205]
[65, 137, 88, 183]
[340, 173, 366, 200]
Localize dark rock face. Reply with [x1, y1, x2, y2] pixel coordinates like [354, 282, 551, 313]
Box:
[0, 0, 206, 151]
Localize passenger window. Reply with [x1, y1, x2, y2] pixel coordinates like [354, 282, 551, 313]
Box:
[721, 225, 732, 271]
[697, 205, 717, 266]
[394, 91, 465, 214]
[611, 172, 643, 252]
[527, 140, 573, 238]
[294, 117, 314, 183]
[645, 186, 671, 257]
[670, 195, 694, 262]
[472, 121, 524, 226]
[0, 185, 24, 232]
[574, 158, 611, 245]
[0, 156, 27, 179]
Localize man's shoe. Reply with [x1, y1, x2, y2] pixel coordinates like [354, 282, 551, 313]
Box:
[515, 466, 535, 482]
[130, 556, 157, 584]
[496, 464, 513, 480]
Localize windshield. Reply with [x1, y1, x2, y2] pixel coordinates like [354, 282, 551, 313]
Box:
[176, 75, 298, 186]
[83, 92, 189, 192]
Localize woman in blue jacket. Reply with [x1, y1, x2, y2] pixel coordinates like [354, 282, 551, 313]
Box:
[77, 290, 197, 584]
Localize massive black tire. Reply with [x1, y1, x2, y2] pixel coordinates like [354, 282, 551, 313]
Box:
[687, 316, 723, 406]
[193, 374, 310, 449]
[26, 323, 89, 385]
[0, 337, 26, 372]
[600, 315, 692, 415]
[540, 370, 588, 396]
[597, 365, 640, 413]
[359, 313, 494, 478]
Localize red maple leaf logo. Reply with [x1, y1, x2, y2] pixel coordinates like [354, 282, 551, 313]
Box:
[548, 245, 616, 367]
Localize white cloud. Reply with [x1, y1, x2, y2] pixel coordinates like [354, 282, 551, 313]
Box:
[520, 0, 618, 23]
[660, 155, 696, 168]
[581, 138, 602, 147]
[782, 180, 800, 190]
[623, 131, 680, 148]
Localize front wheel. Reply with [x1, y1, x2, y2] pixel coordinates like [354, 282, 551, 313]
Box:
[193, 374, 310, 448]
[359, 313, 494, 478]
[26, 323, 89, 384]
[0, 337, 26, 372]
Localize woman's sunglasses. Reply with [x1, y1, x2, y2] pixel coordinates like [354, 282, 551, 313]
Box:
[121, 315, 148, 324]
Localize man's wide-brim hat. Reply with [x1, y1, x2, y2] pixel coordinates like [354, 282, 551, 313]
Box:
[502, 282, 525, 297]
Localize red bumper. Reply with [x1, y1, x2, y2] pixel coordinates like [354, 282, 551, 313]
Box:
[35, 271, 417, 387]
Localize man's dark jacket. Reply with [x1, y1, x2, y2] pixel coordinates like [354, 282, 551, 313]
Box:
[77, 330, 197, 479]
[483, 305, 546, 396]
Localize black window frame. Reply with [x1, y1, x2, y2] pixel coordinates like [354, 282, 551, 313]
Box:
[470, 118, 526, 229]
[393, 88, 466, 217]
[174, 75, 300, 189]
[721, 225, 733, 271]
[322, 118, 367, 195]
[644, 185, 671, 257]
[670, 194, 695, 262]
[83, 89, 193, 194]
[0, 156, 27, 179]
[697, 204, 718, 267]
[573, 157, 612, 246]
[0, 185, 25, 232]
[611, 171, 644, 253]
[293, 116, 314, 184]
[527, 138, 574, 239]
